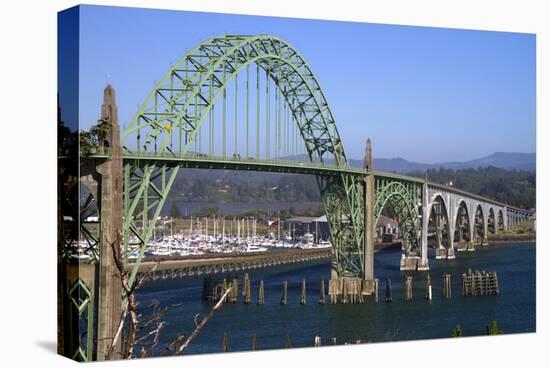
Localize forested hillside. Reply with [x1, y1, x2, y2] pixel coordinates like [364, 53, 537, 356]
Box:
[409, 167, 536, 209]
[168, 166, 535, 209]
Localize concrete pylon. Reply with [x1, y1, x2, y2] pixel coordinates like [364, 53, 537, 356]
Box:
[419, 176, 429, 270]
[362, 139, 376, 293]
[95, 84, 123, 360]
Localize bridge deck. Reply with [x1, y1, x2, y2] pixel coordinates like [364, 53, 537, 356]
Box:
[81, 151, 531, 214]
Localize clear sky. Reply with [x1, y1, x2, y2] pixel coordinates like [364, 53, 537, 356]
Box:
[72, 5, 535, 163]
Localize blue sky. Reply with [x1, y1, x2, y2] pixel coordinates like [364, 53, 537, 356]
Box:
[69, 5, 535, 163]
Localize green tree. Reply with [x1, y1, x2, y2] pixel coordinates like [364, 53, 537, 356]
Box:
[451, 325, 462, 337]
[80, 118, 111, 155]
[486, 320, 504, 335]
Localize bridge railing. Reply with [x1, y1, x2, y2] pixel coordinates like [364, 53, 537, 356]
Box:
[117, 149, 368, 174]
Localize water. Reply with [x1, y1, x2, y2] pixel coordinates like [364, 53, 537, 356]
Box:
[136, 243, 535, 355]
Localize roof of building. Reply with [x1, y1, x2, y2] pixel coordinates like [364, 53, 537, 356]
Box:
[284, 216, 317, 224]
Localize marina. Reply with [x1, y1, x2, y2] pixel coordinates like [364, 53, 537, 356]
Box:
[77, 215, 332, 261]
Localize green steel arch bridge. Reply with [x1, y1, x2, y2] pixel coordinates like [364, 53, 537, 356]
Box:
[61, 34, 533, 361]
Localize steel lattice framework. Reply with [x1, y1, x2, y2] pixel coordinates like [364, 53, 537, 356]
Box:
[62, 34, 535, 362]
[121, 35, 365, 282]
[374, 178, 422, 255]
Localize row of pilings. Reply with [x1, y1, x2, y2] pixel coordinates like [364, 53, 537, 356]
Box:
[203, 271, 500, 304]
[221, 332, 358, 352]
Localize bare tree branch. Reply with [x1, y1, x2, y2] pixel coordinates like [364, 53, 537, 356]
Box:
[175, 286, 232, 354]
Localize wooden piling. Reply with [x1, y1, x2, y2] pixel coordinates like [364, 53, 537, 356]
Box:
[230, 278, 238, 303]
[492, 272, 500, 295]
[222, 332, 230, 352]
[222, 278, 229, 302]
[243, 273, 251, 304]
[342, 278, 349, 304]
[300, 278, 307, 305]
[284, 335, 292, 348]
[319, 279, 326, 304]
[257, 280, 265, 305]
[328, 279, 339, 304]
[443, 273, 452, 299]
[348, 278, 357, 304]
[252, 332, 257, 351]
[280, 281, 287, 305]
[385, 278, 393, 302]
[405, 276, 413, 302]
[374, 278, 379, 303]
[425, 274, 432, 301]
[461, 269, 499, 296]
[314, 336, 322, 347]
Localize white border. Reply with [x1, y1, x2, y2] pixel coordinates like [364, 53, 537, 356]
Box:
[0, 1, 546, 366]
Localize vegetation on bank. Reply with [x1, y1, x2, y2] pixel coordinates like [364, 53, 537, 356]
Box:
[170, 172, 321, 203]
[166, 166, 535, 210]
[451, 320, 504, 337]
[408, 167, 535, 210]
[168, 202, 325, 220]
[489, 217, 536, 241]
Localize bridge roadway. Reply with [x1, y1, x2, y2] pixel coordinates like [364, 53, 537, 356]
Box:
[92, 150, 531, 215]
[135, 247, 332, 278]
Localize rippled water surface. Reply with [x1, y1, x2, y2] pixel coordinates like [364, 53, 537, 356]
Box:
[137, 243, 535, 355]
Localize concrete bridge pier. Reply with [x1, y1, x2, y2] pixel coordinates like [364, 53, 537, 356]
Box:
[447, 198, 457, 260]
[418, 180, 430, 270]
[434, 209, 447, 260]
[78, 85, 124, 360]
[362, 139, 377, 293]
[481, 214, 489, 246]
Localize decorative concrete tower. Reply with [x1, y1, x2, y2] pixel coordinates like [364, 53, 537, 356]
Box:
[363, 138, 375, 284]
[95, 84, 123, 360]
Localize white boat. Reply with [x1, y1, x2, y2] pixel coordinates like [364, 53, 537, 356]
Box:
[317, 239, 332, 248]
[240, 242, 268, 253]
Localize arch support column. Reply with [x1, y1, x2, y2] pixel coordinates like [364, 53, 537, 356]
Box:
[419, 180, 429, 270]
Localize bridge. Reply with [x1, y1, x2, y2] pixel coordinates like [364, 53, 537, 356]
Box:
[59, 34, 533, 361]
[138, 248, 332, 278]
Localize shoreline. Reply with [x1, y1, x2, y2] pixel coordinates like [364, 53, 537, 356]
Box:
[488, 238, 536, 245]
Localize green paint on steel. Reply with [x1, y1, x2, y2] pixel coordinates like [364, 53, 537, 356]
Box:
[121, 35, 366, 279]
[374, 178, 422, 255]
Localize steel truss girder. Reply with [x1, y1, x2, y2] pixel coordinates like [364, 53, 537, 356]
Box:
[121, 35, 365, 280]
[374, 178, 422, 255]
[122, 162, 180, 286]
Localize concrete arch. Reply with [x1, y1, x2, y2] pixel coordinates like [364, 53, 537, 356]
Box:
[427, 193, 453, 259]
[498, 209, 505, 231]
[453, 199, 472, 247]
[487, 207, 496, 235]
[473, 204, 486, 245]
[427, 192, 449, 220]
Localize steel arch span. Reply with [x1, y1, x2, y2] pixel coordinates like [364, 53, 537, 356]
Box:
[374, 179, 422, 255]
[121, 35, 365, 280]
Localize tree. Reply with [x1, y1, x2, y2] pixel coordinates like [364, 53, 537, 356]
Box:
[486, 320, 504, 335]
[451, 325, 462, 337]
[80, 118, 111, 155]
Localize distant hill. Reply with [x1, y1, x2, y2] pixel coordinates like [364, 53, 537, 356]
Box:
[163, 152, 535, 210]
[346, 152, 535, 173]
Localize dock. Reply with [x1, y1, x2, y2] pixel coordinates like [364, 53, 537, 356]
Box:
[135, 248, 331, 278]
